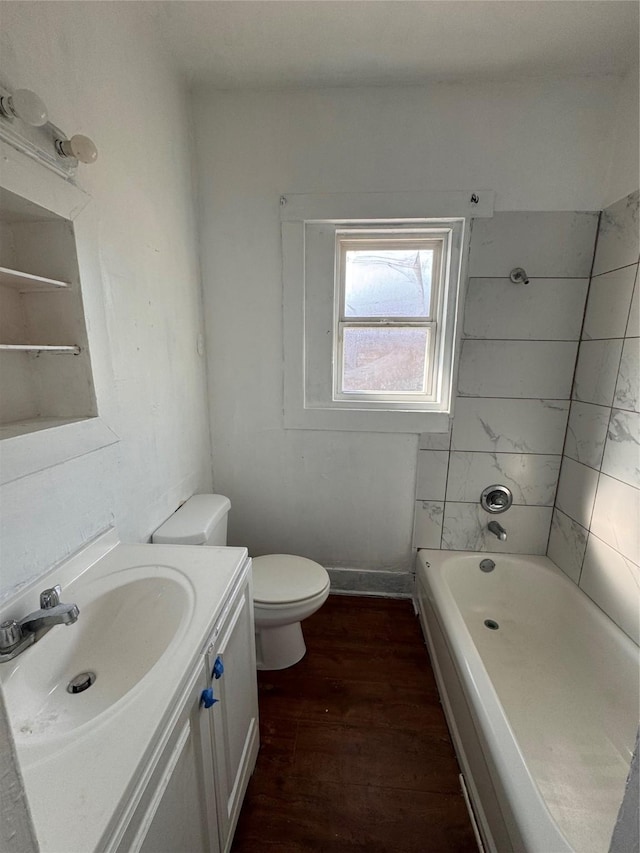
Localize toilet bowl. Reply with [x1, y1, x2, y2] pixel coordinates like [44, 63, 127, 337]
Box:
[152, 495, 330, 671]
[252, 554, 330, 670]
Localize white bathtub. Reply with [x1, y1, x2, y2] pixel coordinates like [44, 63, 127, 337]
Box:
[415, 549, 639, 853]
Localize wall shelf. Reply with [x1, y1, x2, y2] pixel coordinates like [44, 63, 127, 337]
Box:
[0, 266, 70, 292]
[0, 160, 98, 448]
[0, 344, 80, 354]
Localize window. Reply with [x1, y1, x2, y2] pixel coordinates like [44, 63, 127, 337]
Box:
[334, 230, 445, 406]
[281, 190, 494, 433]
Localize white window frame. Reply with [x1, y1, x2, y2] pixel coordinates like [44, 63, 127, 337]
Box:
[281, 190, 494, 433]
[333, 229, 446, 407]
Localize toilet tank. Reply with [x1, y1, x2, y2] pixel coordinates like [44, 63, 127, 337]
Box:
[152, 494, 231, 546]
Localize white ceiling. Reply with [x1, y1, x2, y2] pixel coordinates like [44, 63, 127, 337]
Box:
[148, 1, 640, 89]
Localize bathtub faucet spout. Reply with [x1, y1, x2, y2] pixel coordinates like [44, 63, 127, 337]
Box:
[488, 521, 507, 542]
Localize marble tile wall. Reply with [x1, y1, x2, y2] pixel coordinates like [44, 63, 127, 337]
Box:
[548, 190, 639, 644]
[414, 210, 598, 556]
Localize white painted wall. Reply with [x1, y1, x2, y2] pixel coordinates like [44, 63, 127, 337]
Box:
[192, 77, 625, 570]
[604, 68, 640, 207]
[0, 3, 212, 596]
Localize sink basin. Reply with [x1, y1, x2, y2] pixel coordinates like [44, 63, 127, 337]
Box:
[2, 571, 191, 742]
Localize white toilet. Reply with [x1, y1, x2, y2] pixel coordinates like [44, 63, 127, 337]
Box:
[152, 494, 330, 670]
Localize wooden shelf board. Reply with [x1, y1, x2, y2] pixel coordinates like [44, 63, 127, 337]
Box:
[0, 266, 70, 292]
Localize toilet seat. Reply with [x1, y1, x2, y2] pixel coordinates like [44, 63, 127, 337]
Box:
[252, 554, 329, 605]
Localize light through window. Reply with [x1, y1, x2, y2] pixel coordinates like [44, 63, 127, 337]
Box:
[335, 234, 443, 402]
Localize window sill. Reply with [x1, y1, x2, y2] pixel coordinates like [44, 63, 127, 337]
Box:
[283, 406, 450, 434]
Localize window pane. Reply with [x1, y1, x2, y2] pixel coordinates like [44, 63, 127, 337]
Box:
[342, 326, 429, 393]
[344, 249, 433, 317]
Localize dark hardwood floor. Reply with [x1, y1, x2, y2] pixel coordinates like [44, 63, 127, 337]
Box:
[232, 595, 478, 853]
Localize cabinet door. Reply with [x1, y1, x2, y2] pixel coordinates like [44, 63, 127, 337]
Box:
[207, 575, 259, 853]
[116, 668, 220, 853]
[137, 721, 212, 853]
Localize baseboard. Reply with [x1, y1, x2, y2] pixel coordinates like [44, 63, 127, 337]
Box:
[326, 567, 413, 598]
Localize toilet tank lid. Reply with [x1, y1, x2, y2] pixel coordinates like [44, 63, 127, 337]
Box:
[152, 494, 231, 545]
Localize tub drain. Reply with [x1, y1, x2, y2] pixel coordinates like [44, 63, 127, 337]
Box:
[67, 672, 96, 694]
[484, 619, 499, 631]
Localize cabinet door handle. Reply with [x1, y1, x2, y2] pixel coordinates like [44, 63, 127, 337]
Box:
[212, 656, 224, 679]
[200, 687, 218, 709]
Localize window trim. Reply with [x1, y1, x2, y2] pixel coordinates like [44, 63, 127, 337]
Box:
[280, 190, 494, 433]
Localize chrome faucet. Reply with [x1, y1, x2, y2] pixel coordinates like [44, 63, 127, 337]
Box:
[488, 520, 507, 541]
[0, 585, 79, 663]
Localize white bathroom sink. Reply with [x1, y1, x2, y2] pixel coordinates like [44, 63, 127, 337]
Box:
[2, 569, 192, 742]
[0, 531, 249, 852]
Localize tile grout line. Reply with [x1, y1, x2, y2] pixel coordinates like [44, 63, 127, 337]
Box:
[559, 456, 639, 492]
[548, 211, 601, 571]
[585, 529, 640, 570]
[440, 427, 454, 549]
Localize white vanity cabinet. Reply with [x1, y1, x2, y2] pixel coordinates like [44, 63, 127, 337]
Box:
[113, 661, 219, 853]
[204, 566, 259, 853]
[111, 558, 259, 853]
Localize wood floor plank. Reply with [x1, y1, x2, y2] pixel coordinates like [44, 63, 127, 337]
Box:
[232, 778, 477, 853]
[290, 720, 461, 794]
[270, 637, 439, 686]
[303, 596, 421, 646]
[232, 595, 477, 852]
[258, 674, 441, 730]
[253, 716, 299, 777]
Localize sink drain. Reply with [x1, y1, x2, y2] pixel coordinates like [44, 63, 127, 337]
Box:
[67, 672, 96, 694]
[484, 619, 499, 631]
